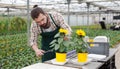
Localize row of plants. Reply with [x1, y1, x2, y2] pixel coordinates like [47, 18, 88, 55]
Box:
[0, 17, 28, 35]
[0, 26, 120, 68]
[0, 33, 41, 69]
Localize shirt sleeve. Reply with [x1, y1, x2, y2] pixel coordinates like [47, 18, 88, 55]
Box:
[29, 21, 40, 47]
[52, 12, 72, 35]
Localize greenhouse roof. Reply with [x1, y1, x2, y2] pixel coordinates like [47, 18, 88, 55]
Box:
[0, 0, 120, 13]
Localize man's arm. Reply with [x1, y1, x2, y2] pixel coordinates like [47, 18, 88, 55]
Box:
[52, 12, 72, 35]
[30, 22, 45, 57]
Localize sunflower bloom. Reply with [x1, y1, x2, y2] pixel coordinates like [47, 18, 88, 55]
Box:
[76, 29, 86, 37]
[59, 28, 68, 35]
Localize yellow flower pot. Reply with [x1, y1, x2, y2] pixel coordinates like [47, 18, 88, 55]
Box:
[56, 53, 66, 62]
[77, 53, 88, 62]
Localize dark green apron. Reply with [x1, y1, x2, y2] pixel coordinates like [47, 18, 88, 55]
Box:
[40, 14, 60, 62]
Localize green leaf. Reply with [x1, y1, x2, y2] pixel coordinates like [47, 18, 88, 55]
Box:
[58, 38, 63, 44]
[50, 43, 56, 47]
[63, 41, 69, 46]
[50, 40, 56, 45]
[59, 46, 66, 53]
[55, 44, 60, 51]
[54, 33, 60, 38]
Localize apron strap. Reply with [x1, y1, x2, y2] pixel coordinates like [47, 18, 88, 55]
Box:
[49, 14, 59, 28]
[40, 27, 43, 33]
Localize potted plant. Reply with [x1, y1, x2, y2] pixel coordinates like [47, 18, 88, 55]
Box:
[72, 29, 89, 62]
[50, 28, 72, 62]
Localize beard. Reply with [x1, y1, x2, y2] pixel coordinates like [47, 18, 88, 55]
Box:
[40, 16, 50, 29]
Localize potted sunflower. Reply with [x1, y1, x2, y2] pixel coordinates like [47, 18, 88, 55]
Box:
[50, 28, 72, 62]
[73, 29, 89, 62]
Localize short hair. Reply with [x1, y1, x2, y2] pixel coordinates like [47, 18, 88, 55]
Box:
[31, 7, 45, 20]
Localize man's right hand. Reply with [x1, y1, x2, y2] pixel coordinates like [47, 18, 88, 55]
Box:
[35, 49, 45, 57]
[32, 44, 45, 57]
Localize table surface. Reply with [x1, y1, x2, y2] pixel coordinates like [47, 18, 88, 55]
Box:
[22, 48, 118, 69]
[45, 61, 103, 69]
[98, 48, 117, 62]
[22, 63, 78, 69]
[45, 48, 117, 69]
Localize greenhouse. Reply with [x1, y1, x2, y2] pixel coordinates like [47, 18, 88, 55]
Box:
[0, 0, 120, 69]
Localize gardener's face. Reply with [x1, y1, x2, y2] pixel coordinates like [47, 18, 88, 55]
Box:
[34, 13, 47, 28]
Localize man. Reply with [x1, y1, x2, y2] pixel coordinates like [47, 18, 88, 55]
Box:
[30, 5, 72, 62]
[99, 17, 106, 29]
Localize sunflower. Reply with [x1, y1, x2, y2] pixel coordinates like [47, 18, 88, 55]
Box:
[76, 29, 86, 37]
[59, 28, 68, 35]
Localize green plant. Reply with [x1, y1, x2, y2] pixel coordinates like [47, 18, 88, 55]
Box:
[50, 28, 72, 53]
[72, 29, 89, 53]
[9, 17, 27, 31]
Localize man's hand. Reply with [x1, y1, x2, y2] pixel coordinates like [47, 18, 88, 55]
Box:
[32, 44, 45, 57]
[35, 49, 45, 57]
